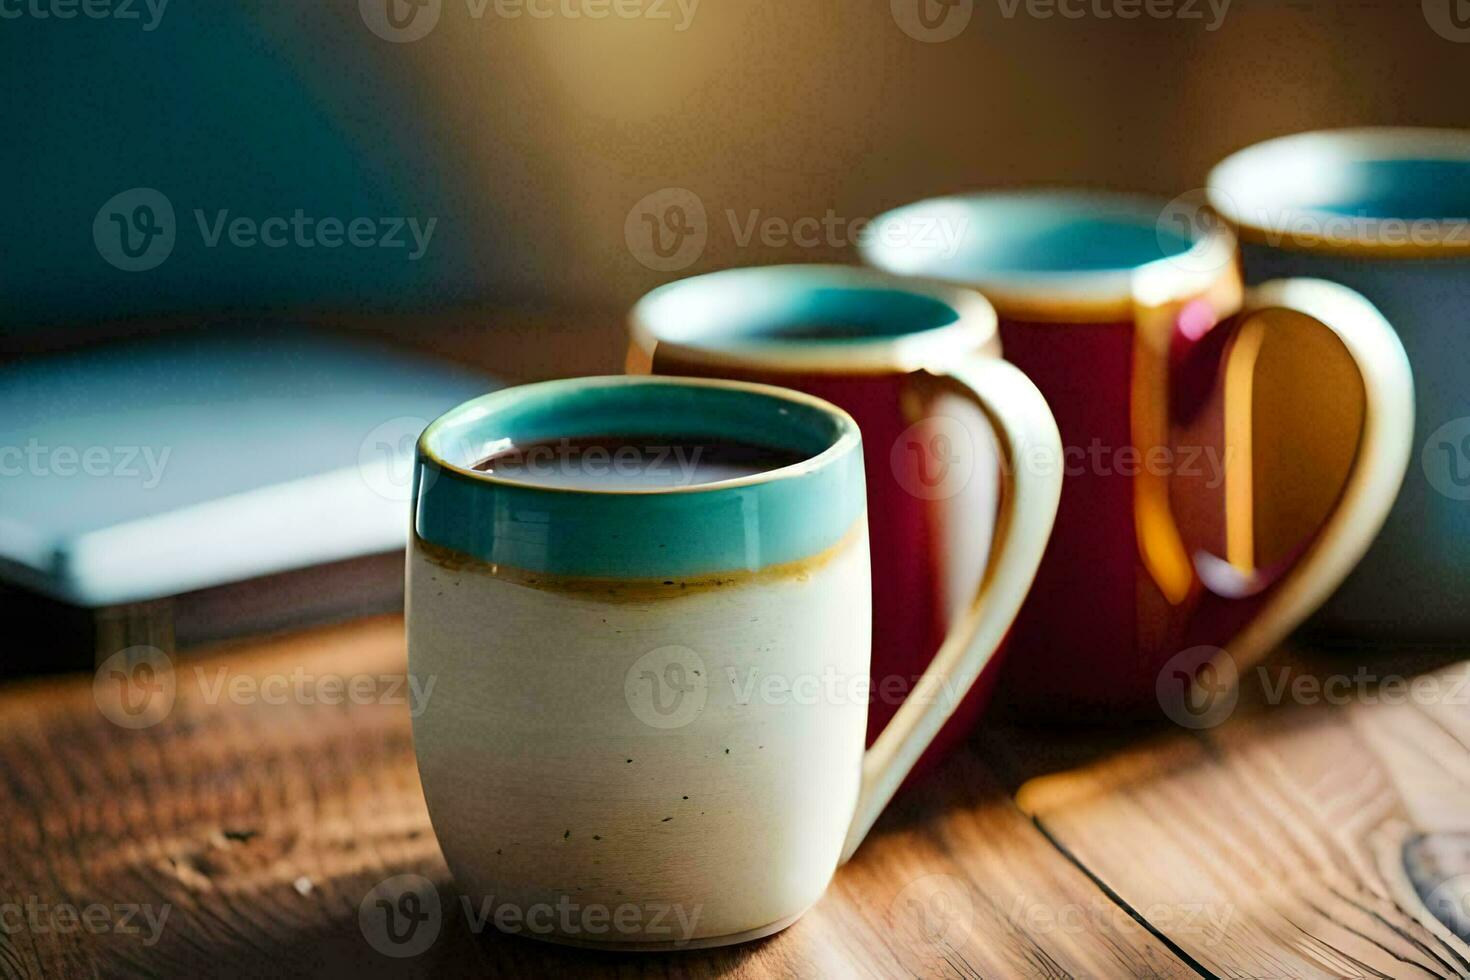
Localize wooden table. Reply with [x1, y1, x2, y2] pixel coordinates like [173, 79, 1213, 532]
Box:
[5, 316, 1469, 977]
[4, 617, 1470, 979]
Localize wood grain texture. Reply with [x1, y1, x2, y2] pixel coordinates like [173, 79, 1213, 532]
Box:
[988, 646, 1470, 980]
[0, 616, 1180, 979]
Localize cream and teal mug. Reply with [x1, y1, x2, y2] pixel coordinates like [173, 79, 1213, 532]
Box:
[406, 376, 1056, 949]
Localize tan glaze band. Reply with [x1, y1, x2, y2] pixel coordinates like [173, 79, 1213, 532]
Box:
[1224, 219, 1470, 259]
[414, 517, 866, 603]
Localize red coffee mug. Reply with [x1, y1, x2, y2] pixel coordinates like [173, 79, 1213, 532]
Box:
[629, 265, 1062, 771]
[864, 191, 1415, 719]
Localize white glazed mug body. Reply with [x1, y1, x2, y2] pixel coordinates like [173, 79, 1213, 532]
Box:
[406, 376, 870, 949]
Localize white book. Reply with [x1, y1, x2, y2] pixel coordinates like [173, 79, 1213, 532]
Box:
[0, 327, 496, 667]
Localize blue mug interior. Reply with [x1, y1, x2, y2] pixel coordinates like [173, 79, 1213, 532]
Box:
[638, 267, 963, 346]
[864, 194, 1198, 280]
[1301, 158, 1470, 220]
[1210, 131, 1470, 230]
[421, 376, 845, 470]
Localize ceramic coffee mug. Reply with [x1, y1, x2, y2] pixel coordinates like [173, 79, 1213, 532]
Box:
[406, 376, 1056, 949]
[629, 265, 1064, 766]
[864, 191, 1415, 716]
[1209, 128, 1470, 639]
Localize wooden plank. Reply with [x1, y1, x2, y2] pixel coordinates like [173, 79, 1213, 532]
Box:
[989, 646, 1470, 980]
[0, 616, 1182, 978]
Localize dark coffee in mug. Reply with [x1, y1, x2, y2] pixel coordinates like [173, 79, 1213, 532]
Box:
[472, 435, 805, 491]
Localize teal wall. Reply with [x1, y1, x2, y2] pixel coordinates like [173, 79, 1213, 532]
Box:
[3, 6, 484, 329]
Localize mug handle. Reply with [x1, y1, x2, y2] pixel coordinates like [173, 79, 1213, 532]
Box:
[1182, 278, 1415, 668]
[840, 355, 1062, 862]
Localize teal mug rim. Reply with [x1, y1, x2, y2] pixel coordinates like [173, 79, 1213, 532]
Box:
[411, 376, 868, 578]
[417, 374, 861, 497]
[630, 264, 998, 375]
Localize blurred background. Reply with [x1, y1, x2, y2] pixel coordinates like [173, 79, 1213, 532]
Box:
[4, 1, 1468, 348]
[2, 0, 1467, 669]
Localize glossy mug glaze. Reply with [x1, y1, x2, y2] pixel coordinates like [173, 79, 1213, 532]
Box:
[629, 266, 1064, 769]
[1210, 128, 1470, 639]
[406, 376, 1044, 949]
[864, 191, 1415, 716]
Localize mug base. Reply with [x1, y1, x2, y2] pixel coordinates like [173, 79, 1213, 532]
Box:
[506, 906, 809, 952]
